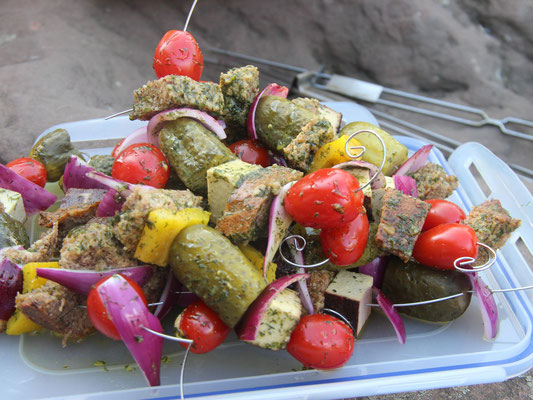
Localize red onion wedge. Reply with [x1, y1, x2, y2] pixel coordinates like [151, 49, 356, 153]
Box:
[147, 108, 226, 141]
[264, 182, 294, 278]
[286, 238, 315, 315]
[334, 160, 386, 190]
[247, 83, 289, 140]
[96, 189, 125, 217]
[0, 258, 23, 324]
[373, 287, 406, 344]
[359, 256, 389, 289]
[468, 274, 498, 340]
[177, 288, 199, 309]
[96, 274, 163, 386]
[36, 265, 154, 296]
[112, 126, 153, 156]
[268, 151, 288, 167]
[236, 273, 310, 342]
[62, 156, 110, 191]
[0, 164, 57, 216]
[393, 175, 418, 197]
[393, 144, 433, 176]
[153, 269, 181, 320]
[85, 171, 135, 197]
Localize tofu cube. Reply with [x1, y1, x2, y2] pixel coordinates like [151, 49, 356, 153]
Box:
[206, 159, 261, 221]
[0, 188, 26, 222]
[249, 288, 303, 350]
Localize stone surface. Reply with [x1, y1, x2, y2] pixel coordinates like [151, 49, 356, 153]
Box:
[1, 0, 532, 398]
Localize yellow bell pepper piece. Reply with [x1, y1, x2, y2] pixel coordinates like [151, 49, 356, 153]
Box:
[340, 121, 408, 176]
[309, 135, 363, 172]
[238, 244, 277, 283]
[134, 208, 211, 267]
[6, 261, 59, 335]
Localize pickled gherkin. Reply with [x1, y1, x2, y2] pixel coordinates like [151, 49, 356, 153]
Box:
[88, 154, 114, 176]
[169, 224, 267, 328]
[255, 96, 335, 171]
[382, 257, 472, 323]
[158, 118, 236, 194]
[30, 129, 84, 182]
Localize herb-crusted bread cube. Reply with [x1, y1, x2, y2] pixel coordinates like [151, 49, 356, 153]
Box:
[462, 199, 521, 250]
[375, 188, 430, 262]
[130, 75, 225, 120]
[409, 162, 458, 200]
[216, 165, 303, 243]
[219, 65, 259, 140]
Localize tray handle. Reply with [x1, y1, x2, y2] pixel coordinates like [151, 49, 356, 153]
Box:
[448, 142, 533, 301]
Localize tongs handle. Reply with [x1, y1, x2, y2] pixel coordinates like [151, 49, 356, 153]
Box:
[314, 73, 533, 141]
[313, 74, 384, 103]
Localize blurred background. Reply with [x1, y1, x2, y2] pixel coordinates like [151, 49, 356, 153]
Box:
[1, 0, 532, 397]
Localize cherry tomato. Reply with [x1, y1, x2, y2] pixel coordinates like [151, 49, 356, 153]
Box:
[229, 140, 271, 167]
[413, 223, 478, 270]
[112, 143, 170, 188]
[287, 314, 354, 370]
[87, 275, 148, 340]
[153, 30, 203, 80]
[422, 199, 466, 231]
[284, 168, 364, 229]
[6, 157, 47, 187]
[320, 211, 369, 266]
[176, 300, 230, 354]
[111, 138, 125, 158]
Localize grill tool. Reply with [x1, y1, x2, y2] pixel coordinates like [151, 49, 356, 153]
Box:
[207, 47, 533, 180]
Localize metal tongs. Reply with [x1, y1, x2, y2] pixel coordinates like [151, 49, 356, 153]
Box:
[209, 46, 533, 141]
[208, 47, 533, 179]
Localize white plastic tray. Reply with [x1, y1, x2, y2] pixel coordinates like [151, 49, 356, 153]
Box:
[2, 102, 533, 400]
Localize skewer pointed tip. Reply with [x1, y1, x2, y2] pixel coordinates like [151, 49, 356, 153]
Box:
[104, 108, 133, 120]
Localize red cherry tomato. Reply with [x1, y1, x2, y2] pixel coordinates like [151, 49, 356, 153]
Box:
[422, 199, 466, 231]
[413, 223, 478, 270]
[111, 138, 126, 158]
[112, 143, 170, 188]
[177, 300, 230, 354]
[87, 275, 148, 340]
[6, 157, 47, 187]
[153, 30, 203, 80]
[284, 168, 364, 229]
[287, 314, 354, 370]
[228, 140, 271, 167]
[320, 211, 369, 266]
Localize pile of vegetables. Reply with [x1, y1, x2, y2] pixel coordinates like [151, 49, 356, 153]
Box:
[0, 14, 515, 396]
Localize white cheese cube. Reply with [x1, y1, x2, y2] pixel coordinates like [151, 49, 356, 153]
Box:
[0, 188, 26, 222]
[324, 271, 373, 337]
[206, 159, 262, 221]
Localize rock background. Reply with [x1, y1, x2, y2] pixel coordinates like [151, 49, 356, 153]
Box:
[1, 0, 532, 176]
[1, 0, 533, 398]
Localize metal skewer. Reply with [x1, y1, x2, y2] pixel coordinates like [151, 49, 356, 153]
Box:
[368, 284, 533, 308]
[104, 108, 132, 120]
